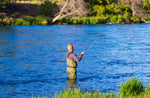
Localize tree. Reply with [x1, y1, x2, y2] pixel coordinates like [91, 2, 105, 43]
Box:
[117, 0, 149, 23]
[38, 0, 55, 17]
[52, 0, 89, 23]
[0, 0, 10, 9]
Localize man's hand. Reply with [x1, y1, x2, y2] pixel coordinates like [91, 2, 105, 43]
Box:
[81, 51, 85, 55]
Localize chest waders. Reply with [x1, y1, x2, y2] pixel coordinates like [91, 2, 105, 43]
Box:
[66, 53, 78, 80]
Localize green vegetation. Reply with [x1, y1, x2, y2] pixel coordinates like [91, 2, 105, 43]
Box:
[0, 0, 150, 25]
[38, 0, 55, 18]
[145, 84, 150, 94]
[32, 78, 150, 98]
[0, 16, 49, 25]
[120, 77, 144, 96]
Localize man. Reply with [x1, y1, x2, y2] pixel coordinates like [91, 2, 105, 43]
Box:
[66, 44, 85, 80]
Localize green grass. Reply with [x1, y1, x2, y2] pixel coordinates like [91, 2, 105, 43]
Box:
[31, 78, 150, 98]
[0, 16, 49, 25]
[120, 77, 144, 96]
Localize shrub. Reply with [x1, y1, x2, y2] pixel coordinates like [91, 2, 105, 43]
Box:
[32, 17, 48, 25]
[123, 11, 132, 23]
[22, 16, 35, 25]
[110, 15, 118, 23]
[146, 13, 150, 22]
[13, 16, 48, 25]
[56, 17, 70, 24]
[145, 84, 150, 94]
[79, 17, 89, 24]
[70, 18, 79, 24]
[135, 17, 140, 23]
[89, 17, 99, 24]
[2, 17, 14, 25]
[38, 0, 55, 17]
[93, 5, 106, 16]
[13, 19, 30, 25]
[119, 77, 144, 96]
[117, 15, 124, 24]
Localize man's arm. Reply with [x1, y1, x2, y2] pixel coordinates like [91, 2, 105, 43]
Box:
[72, 51, 85, 62]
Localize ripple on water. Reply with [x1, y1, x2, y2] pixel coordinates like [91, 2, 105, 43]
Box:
[0, 24, 150, 97]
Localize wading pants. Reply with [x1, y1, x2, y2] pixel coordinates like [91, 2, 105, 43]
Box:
[67, 67, 77, 80]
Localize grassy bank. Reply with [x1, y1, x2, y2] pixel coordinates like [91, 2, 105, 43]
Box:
[0, 16, 50, 25]
[56, 16, 142, 25]
[1, 0, 150, 25]
[32, 78, 150, 98]
[1, 15, 148, 25]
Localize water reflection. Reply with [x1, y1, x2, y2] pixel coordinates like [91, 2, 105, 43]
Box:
[67, 79, 77, 89]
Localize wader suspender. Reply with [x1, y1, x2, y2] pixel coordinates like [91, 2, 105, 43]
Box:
[67, 52, 73, 58]
[67, 52, 76, 68]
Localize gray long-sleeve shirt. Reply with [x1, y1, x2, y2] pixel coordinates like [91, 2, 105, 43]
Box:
[66, 51, 83, 62]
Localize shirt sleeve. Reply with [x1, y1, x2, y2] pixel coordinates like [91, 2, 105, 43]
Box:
[71, 53, 83, 62]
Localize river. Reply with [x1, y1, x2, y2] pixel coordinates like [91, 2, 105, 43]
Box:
[0, 24, 150, 97]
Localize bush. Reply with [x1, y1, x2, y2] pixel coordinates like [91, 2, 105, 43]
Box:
[70, 18, 79, 24]
[120, 77, 144, 96]
[117, 15, 124, 24]
[38, 0, 55, 17]
[56, 17, 70, 24]
[146, 13, 150, 22]
[13, 18, 30, 25]
[13, 16, 48, 25]
[145, 84, 150, 94]
[123, 11, 132, 23]
[2, 17, 14, 25]
[89, 17, 99, 24]
[32, 17, 48, 25]
[110, 15, 118, 23]
[22, 16, 35, 25]
[79, 17, 89, 24]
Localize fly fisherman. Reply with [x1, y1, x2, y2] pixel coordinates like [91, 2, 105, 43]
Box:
[66, 44, 85, 80]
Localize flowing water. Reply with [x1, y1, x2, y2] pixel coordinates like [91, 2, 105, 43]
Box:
[0, 24, 150, 97]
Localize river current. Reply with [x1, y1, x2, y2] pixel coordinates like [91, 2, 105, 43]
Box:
[0, 24, 150, 97]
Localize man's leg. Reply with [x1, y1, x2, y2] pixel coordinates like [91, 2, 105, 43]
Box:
[67, 67, 77, 80]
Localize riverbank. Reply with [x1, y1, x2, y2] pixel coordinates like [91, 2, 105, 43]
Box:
[1, 15, 149, 26]
[0, 1, 150, 25]
[34, 78, 150, 98]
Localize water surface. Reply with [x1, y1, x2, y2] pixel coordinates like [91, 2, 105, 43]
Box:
[0, 24, 150, 97]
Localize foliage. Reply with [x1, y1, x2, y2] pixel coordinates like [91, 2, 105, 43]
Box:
[38, 0, 55, 17]
[31, 78, 150, 98]
[32, 16, 48, 25]
[56, 17, 70, 25]
[146, 13, 150, 21]
[84, 0, 150, 23]
[13, 18, 30, 25]
[145, 84, 150, 94]
[79, 17, 89, 24]
[1, 0, 150, 24]
[119, 77, 144, 96]
[0, 0, 10, 8]
[9, 16, 48, 25]
[70, 17, 79, 24]
[51, 89, 117, 98]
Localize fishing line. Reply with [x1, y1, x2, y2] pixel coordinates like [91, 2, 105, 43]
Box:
[84, 33, 103, 52]
[85, 39, 96, 52]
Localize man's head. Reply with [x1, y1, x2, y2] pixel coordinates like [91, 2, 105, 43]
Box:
[67, 44, 74, 52]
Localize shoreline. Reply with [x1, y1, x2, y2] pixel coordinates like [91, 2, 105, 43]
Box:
[32, 78, 150, 98]
[0, 2, 149, 26]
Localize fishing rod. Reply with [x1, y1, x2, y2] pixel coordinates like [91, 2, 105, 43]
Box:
[85, 39, 96, 52]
